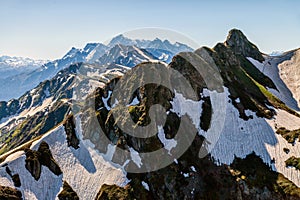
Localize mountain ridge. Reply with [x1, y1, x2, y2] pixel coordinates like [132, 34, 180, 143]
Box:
[0, 29, 300, 199]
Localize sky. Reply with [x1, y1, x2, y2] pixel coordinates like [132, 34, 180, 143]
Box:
[0, 0, 300, 60]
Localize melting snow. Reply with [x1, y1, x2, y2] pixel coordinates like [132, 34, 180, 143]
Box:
[190, 166, 196, 172]
[157, 125, 177, 155]
[128, 97, 140, 106]
[170, 90, 203, 128]
[247, 57, 300, 111]
[141, 181, 150, 191]
[102, 91, 112, 110]
[0, 116, 129, 200]
[209, 87, 300, 186]
[129, 147, 142, 168]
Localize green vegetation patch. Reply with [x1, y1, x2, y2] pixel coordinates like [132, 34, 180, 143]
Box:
[0, 101, 70, 155]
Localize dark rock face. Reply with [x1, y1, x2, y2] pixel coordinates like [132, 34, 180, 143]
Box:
[169, 54, 206, 100]
[11, 174, 21, 188]
[276, 127, 300, 144]
[25, 150, 41, 181]
[5, 167, 21, 187]
[224, 29, 265, 62]
[285, 156, 300, 170]
[0, 185, 22, 200]
[38, 141, 63, 176]
[63, 114, 80, 149]
[25, 141, 62, 181]
[58, 181, 79, 200]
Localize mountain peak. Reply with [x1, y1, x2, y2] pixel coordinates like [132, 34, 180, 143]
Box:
[224, 29, 264, 62]
[108, 34, 135, 47]
[226, 29, 247, 43]
[113, 34, 126, 40]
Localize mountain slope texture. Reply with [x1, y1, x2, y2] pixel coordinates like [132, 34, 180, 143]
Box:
[0, 29, 300, 200]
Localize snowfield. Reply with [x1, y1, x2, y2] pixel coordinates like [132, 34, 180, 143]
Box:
[0, 118, 128, 200]
[247, 56, 300, 111]
[208, 88, 300, 186]
[169, 86, 300, 186]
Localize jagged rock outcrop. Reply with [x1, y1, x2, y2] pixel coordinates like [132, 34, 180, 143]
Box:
[276, 127, 300, 144]
[203, 38, 300, 120]
[25, 141, 62, 181]
[224, 29, 264, 62]
[5, 167, 21, 187]
[285, 156, 300, 170]
[58, 181, 79, 200]
[24, 149, 41, 181]
[63, 114, 80, 149]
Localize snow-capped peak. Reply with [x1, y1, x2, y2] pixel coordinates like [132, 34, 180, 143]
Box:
[0, 55, 48, 68]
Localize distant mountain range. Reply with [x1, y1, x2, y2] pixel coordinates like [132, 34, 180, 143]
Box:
[0, 56, 48, 79]
[0, 35, 193, 101]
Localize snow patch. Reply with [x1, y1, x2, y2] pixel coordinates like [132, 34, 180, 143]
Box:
[102, 91, 112, 110]
[170, 90, 203, 128]
[247, 57, 300, 111]
[128, 97, 140, 106]
[209, 87, 300, 186]
[129, 147, 142, 168]
[141, 181, 150, 191]
[157, 125, 177, 155]
[190, 166, 197, 172]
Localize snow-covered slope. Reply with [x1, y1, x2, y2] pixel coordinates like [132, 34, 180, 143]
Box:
[0, 116, 128, 200]
[247, 53, 300, 111]
[209, 88, 300, 186]
[277, 49, 300, 109]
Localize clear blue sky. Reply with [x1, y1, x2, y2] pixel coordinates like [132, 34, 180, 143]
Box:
[0, 0, 300, 60]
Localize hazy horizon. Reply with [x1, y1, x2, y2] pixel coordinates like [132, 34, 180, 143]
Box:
[1, 0, 300, 60]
